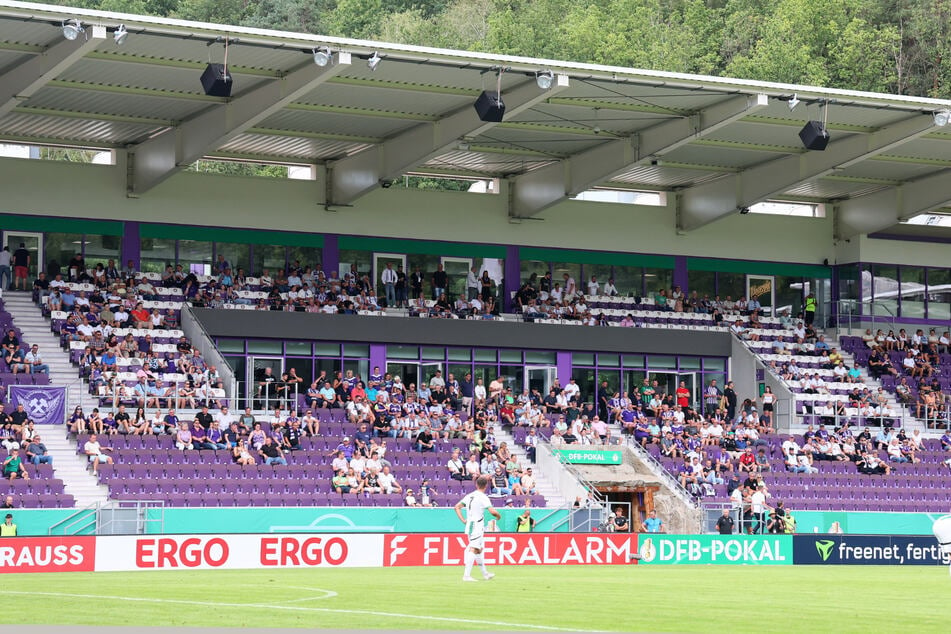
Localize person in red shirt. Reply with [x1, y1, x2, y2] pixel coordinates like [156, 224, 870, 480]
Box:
[130, 302, 151, 329]
[676, 381, 691, 408]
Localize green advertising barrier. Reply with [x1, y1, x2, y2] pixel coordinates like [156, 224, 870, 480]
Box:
[792, 511, 945, 536]
[145, 507, 570, 535]
[552, 449, 623, 465]
[8, 509, 93, 536]
[637, 534, 793, 565]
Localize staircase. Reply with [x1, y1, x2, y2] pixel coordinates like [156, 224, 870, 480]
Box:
[491, 423, 566, 507]
[3, 292, 108, 506]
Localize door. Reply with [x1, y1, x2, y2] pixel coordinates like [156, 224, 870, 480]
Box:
[441, 256, 472, 301]
[419, 362, 443, 388]
[747, 275, 775, 315]
[524, 365, 557, 396]
[248, 356, 285, 410]
[373, 253, 406, 304]
[2, 231, 43, 283]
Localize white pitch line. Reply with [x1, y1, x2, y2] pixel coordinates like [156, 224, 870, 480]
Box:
[5, 590, 597, 632]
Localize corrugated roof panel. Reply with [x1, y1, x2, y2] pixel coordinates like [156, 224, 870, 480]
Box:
[783, 179, 890, 200]
[23, 86, 204, 122]
[662, 143, 789, 170]
[259, 109, 416, 139]
[219, 133, 370, 160]
[59, 58, 273, 96]
[304, 82, 471, 118]
[0, 111, 163, 144]
[423, 150, 556, 176]
[610, 164, 723, 188]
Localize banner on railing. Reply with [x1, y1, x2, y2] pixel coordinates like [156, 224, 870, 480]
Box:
[793, 535, 950, 565]
[9, 386, 67, 425]
[636, 534, 792, 565]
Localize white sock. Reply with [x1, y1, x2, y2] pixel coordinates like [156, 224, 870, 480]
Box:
[476, 553, 489, 575]
[463, 549, 475, 577]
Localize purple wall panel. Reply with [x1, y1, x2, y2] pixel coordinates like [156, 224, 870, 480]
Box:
[323, 233, 339, 278]
[121, 221, 140, 269]
[556, 351, 572, 384]
[503, 246, 520, 312]
[369, 343, 386, 377]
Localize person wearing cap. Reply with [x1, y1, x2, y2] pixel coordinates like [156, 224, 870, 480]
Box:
[0, 513, 16, 537]
[25, 435, 51, 465]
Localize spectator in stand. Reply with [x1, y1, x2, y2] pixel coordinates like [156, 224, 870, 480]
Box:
[83, 434, 113, 474]
[2, 448, 29, 480]
[607, 507, 629, 532]
[259, 437, 287, 466]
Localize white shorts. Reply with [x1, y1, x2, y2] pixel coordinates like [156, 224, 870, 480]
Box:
[467, 524, 485, 550]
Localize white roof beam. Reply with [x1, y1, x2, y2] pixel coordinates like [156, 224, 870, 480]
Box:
[677, 113, 937, 232]
[509, 93, 768, 218]
[326, 75, 569, 207]
[128, 52, 351, 196]
[837, 169, 951, 238]
[0, 32, 106, 117]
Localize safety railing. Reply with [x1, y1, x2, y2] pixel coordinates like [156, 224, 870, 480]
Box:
[622, 436, 700, 509]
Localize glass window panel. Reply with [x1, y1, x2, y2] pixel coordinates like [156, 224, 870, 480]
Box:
[679, 357, 701, 370]
[687, 270, 716, 303]
[773, 275, 803, 318]
[44, 233, 84, 276]
[900, 266, 926, 318]
[596, 369, 621, 401]
[287, 246, 322, 271]
[314, 358, 339, 382]
[84, 234, 121, 270]
[315, 343, 340, 357]
[223, 356, 245, 385]
[247, 340, 282, 354]
[216, 242, 250, 276]
[257, 244, 287, 277]
[448, 364, 473, 384]
[703, 358, 726, 372]
[285, 341, 312, 355]
[474, 349, 497, 363]
[343, 360, 368, 382]
[612, 266, 641, 298]
[284, 358, 312, 389]
[623, 370, 647, 398]
[623, 355, 644, 369]
[474, 365, 497, 385]
[717, 273, 745, 303]
[388, 345, 419, 360]
[553, 262, 582, 297]
[409, 254, 441, 299]
[573, 352, 595, 366]
[644, 267, 672, 297]
[598, 353, 620, 367]
[647, 355, 677, 369]
[586, 264, 613, 295]
[448, 348, 472, 362]
[421, 346, 445, 361]
[837, 264, 860, 304]
[179, 239, 212, 276]
[520, 259, 548, 285]
[500, 349, 522, 364]
[140, 237, 175, 274]
[215, 339, 245, 354]
[343, 344, 370, 358]
[928, 268, 951, 320]
[474, 257, 504, 301]
[337, 249, 372, 281]
[574, 367, 596, 405]
[500, 366, 522, 391]
[524, 351, 556, 364]
[871, 265, 898, 317]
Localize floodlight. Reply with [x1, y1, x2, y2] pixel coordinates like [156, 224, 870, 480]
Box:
[934, 109, 951, 127]
[313, 47, 331, 67]
[113, 24, 128, 46]
[367, 52, 382, 71]
[788, 93, 800, 110]
[536, 70, 554, 90]
[62, 19, 84, 41]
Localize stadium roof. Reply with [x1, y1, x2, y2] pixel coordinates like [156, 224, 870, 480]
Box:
[2, 0, 951, 238]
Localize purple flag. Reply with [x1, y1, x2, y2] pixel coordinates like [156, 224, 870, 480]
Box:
[9, 386, 67, 425]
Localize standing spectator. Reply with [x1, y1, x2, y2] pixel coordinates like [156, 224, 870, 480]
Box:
[381, 262, 397, 307]
[0, 513, 16, 537]
[0, 246, 10, 291]
[516, 509, 536, 533]
[410, 266, 424, 300]
[466, 266, 479, 301]
[394, 264, 408, 308]
[750, 485, 770, 534]
[804, 292, 817, 326]
[607, 507, 629, 532]
[432, 264, 447, 299]
[11, 242, 30, 291]
[641, 510, 664, 533]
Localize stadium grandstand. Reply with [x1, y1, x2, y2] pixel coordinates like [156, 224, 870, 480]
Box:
[1, 0, 951, 538]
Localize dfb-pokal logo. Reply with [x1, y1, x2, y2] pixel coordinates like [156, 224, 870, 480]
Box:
[639, 538, 656, 563]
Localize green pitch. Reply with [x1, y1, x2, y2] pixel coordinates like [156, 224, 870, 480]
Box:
[5, 565, 949, 632]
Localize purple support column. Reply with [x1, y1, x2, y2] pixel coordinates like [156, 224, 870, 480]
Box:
[120, 221, 140, 270]
[323, 234, 339, 279]
[556, 351, 572, 384]
[369, 343, 386, 377]
[673, 255, 688, 294]
[503, 246, 520, 312]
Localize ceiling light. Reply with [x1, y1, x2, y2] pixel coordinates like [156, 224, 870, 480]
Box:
[312, 47, 331, 67]
[367, 52, 382, 71]
[536, 70, 554, 90]
[934, 109, 951, 127]
[62, 19, 84, 41]
[788, 93, 800, 110]
[113, 24, 128, 46]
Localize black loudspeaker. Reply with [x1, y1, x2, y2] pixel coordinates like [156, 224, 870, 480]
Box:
[799, 120, 829, 151]
[474, 90, 505, 122]
[200, 63, 233, 97]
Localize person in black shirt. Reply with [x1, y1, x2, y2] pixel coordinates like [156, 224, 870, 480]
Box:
[12, 242, 30, 291]
[716, 509, 735, 534]
[723, 381, 738, 421]
[195, 406, 213, 430]
[10, 405, 28, 430]
[395, 264, 407, 308]
[431, 265, 448, 300]
[608, 507, 629, 532]
[415, 426, 435, 452]
[410, 266, 423, 300]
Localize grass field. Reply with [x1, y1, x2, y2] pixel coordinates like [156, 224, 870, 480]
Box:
[6, 565, 949, 632]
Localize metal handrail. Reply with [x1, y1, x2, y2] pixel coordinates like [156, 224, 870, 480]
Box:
[622, 436, 700, 509]
[536, 438, 606, 507]
[48, 502, 99, 535]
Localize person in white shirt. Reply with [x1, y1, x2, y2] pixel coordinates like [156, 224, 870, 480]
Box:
[376, 465, 401, 494]
[466, 267, 480, 301]
[750, 486, 770, 534]
[602, 277, 618, 297]
[563, 379, 580, 403]
[454, 476, 500, 581]
[380, 262, 398, 307]
[587, 276, 600, 296]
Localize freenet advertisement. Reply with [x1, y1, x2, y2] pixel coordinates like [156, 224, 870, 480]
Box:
[794, 535, 950, 566]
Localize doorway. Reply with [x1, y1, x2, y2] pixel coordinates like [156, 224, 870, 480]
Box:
[441, 256, 472, 301]
[2, 231, 43, 283]
[524, 365, 557, 397]
[386, 361, 443, 391]
[746, 275, 775, 315]
[248, 356, 285, 410]
[373, 252, 406, 305]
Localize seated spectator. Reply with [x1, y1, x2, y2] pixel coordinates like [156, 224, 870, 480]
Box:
[2, 448, 29, 480]
[259, 437, 287, 466]
[377, 465, 402, 494]
[175, 422, 194, 450]
[83, 434, 114, 474]
[232, 440, 256, 466]
[856, 451, 890, 475]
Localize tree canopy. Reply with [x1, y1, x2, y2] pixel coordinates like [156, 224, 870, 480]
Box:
[48, 0, 951, 97]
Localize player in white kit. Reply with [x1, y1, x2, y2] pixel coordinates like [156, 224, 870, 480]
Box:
[454, 475, 501, 581]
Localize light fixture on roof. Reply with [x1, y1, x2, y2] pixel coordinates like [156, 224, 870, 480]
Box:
[367, 51, 382, 71]
[313, 46, 332, 67]
[61, 19, 84, 41]
[113, 24, 128, 46]
[934, 109, 951, 127]
[536, 70, 554, 90]
[788, 93, 800, 110]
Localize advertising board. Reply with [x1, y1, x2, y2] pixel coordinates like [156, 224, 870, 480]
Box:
[637, 535, 792, 565]
[793, 535, 950, 565]
[0, 536, 96, 573]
